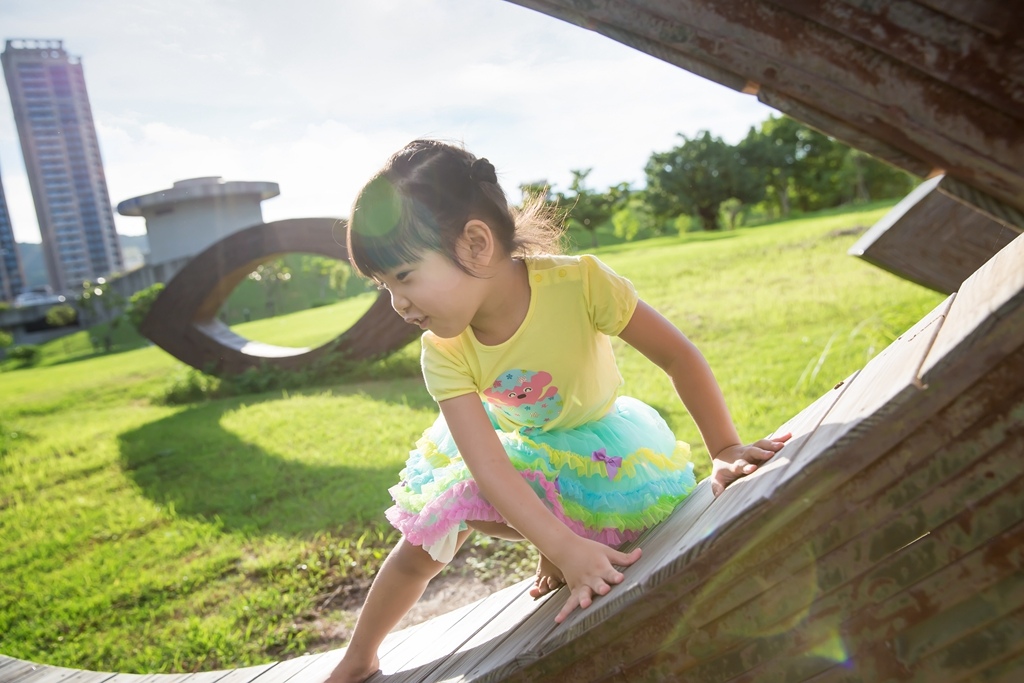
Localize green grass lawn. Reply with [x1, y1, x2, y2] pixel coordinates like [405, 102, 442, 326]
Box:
[0, 203, 944, 673]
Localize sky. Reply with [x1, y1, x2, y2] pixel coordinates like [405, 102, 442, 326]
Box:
[0, 0, 776, 243]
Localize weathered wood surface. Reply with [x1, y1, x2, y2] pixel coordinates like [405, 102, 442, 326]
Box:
[140, 218, 420, 376]
[505, 0, 1024, 216]
[850, 174, 1022, 293]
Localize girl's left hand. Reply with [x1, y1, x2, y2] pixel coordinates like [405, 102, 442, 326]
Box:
[552, 538, 642, 624]
[711, 432, 791, 497]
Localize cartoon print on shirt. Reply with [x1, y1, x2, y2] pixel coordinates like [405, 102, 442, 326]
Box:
[484, 369, 564, 427]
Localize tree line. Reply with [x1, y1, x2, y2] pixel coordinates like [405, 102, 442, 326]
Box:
[530, 114, 917, 246]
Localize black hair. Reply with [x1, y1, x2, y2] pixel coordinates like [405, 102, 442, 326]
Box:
[347, 139, 561, 279]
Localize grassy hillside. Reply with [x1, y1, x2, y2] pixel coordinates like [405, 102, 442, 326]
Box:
[0, 204, 944, 673]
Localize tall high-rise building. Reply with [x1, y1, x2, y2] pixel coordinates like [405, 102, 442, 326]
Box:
[0, 164, 26, 301]
[1, 39, 122, 294]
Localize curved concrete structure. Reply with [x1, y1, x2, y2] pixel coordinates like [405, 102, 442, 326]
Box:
[139, 217, 419, 376]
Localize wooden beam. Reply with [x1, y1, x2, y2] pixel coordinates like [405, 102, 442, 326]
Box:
[765, 0, 1024, 120]
[507, 0, 1024, 212]
[850, 176, 1022, 293]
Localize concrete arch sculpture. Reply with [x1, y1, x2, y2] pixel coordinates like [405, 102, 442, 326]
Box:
[139, 217, 419, 376]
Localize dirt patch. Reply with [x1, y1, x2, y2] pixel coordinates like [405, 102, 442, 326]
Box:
[304, 557, 527, 652]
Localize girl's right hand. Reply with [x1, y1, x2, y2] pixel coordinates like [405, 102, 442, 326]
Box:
[552, 538, 642, 623]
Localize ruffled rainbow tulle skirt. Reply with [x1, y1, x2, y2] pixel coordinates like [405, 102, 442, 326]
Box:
[385, 396, 697, 562]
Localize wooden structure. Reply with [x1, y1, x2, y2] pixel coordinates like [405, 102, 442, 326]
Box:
[3, 227, 1022, 681]
[139, 218, 419, 376]
[850, 174, 1023, 293]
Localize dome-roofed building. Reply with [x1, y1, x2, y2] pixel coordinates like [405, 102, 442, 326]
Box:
[118, 176, 279, 266]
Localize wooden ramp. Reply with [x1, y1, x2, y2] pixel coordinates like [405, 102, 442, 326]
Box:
[3, 231, 1022, 681]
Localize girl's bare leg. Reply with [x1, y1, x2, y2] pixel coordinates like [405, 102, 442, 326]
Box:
[325, 530, 471, 683]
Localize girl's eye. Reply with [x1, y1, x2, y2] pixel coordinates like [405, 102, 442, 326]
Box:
[396, 271, 411, 282]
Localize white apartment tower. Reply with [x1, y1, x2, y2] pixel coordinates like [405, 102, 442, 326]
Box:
[2, 39, 123, 294]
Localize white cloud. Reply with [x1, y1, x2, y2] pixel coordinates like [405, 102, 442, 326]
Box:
[0, 0, 775, 242]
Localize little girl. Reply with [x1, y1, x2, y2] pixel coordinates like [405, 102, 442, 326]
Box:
[326, 139, 788, 682]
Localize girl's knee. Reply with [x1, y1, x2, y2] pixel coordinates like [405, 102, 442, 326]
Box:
[391, 538, 448, 579]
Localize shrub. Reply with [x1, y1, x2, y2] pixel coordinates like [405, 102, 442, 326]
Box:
[7, 344, 41, 367]
[126, 283, 165, 332]
[45, 304, 78, 328]
[161, 367, 223, 405]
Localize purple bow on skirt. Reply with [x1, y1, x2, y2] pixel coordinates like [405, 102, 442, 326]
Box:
[591, 448, 622, 480]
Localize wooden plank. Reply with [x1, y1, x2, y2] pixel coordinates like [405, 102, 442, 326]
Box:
[765, 0, 1024, 119]
[170, 674, 227, 683]
[0, 659, 37, 682]
[754, 88, 934, 178]
[181, 664, 273, 683]
[938, 176, 1024, 231]
[973, 645, 1024, 683]
[675, 390, 1024, 674]
[914, 0, 1016, 37]
[849, 176, 1021, 293]
[920, 231, 1024, 381]
[0, 661, 46, 683]
[694, 390, 1024, 657]
[0, 661, 52, 683]
[900, 606, 1024, 682]
[744, 476, 1024, 682]
[277, 652, 342, 683]
[893, 574, 1024, 670]
[419, 585, 557, 679]
[2, 667, 113, 683]
[234, 655, 320, 683]
[383, 580, 537, 681]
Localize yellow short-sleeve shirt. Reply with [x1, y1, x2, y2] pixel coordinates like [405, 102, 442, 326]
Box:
[421, 254, 639, 432]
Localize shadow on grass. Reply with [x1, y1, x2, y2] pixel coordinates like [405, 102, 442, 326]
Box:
[117, 384, 434, 537]
[44, 343, 150, 368]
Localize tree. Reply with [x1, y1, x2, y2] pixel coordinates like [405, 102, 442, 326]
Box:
[45, 304, 78, 353]
[645, 131, 737, 231]
[301, 255, 347, 302]
[0, 329, 12, 351]
[557, 169, 613, 248]
[79, 277, 125, 326]
[737, 117, 800, 218]
[248, 259, 292, 316]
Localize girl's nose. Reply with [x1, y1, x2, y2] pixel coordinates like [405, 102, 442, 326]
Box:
[389, 290, 409, 315]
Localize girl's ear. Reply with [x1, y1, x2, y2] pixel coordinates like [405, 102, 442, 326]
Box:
[459, 219, 496, 267]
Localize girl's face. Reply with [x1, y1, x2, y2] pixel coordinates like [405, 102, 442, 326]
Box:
[377, 249, 484, 339]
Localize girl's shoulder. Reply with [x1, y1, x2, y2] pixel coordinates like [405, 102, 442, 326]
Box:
[526, 253, 610, 272]
[525, 253, 617, 281]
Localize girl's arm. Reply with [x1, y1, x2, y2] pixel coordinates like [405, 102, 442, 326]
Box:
[439, 394, 642, 622]
[618, 300, 789, 496]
